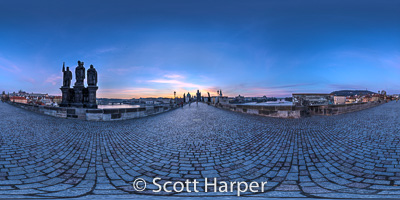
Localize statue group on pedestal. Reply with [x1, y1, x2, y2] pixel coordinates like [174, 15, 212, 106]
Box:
[60, 61, 98, 108]
[217, 89, 223, 96]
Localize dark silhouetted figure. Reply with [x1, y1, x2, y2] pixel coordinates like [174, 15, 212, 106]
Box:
[87, 65, 98, 86]
[75, 61, 85, 86]
[62, 62, 73, 87]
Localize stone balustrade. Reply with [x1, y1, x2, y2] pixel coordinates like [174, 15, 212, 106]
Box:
[212, 103, 308, 118]
[8, 102, 175, 121]
[210, 101, 386, 118]
[308, 101, 385, 115]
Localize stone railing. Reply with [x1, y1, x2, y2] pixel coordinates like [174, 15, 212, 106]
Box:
[213, 103, 309, 119]
[8, 102, 176, 121]
[210, 100, 386, 118]
[308, 101, 385, 116]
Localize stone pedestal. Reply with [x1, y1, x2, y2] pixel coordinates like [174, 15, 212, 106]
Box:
[73, 85, 84, 107]
[87, 86, 98, 108]
[60, 87, 70, 107]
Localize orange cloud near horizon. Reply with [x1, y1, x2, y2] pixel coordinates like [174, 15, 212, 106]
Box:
[96, 86, 293, 99]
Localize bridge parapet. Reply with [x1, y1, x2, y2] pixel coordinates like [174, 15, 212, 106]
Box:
[8, 102, 177, 121]
[213, 101, 386, 118]
[214, 103, 308, 118]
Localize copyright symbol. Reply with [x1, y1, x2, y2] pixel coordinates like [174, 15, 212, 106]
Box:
[132, 178, 146, 191]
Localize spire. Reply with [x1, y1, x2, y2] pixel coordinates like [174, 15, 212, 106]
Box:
[62, 62, 65, 72]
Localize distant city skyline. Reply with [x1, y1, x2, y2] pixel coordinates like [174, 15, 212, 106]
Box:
[0, 0, 399, 98]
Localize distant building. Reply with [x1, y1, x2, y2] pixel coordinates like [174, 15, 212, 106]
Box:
[244, 97, 253, 102]
[52, 96, 62, 104]
[333, 96, 346, 105]
[10, 96, 28, 104]
[292, 93, 333, 106]
[157, 98, 171, 104]
[28, 93, 49, 98]
[346, 97, 357, 104]
[13, 90, 48, 98]
[219, 96, 229, 104]
[371, 94, 380, 102]
[41, 97, 53, 106]
[362, 96, 371, 102]
[16, 90, 27, 97]
[211, 96, 229, 104]
[138, 97, 171, 105]
[211, 96, 218, 104]
[231, 95, 245, 103]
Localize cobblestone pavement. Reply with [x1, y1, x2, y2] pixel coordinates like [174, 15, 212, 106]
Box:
[1, 102, 400, 199]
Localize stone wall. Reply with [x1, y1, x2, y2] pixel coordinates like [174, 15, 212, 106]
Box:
[308, 101, 385, 116]
[9, 102, 174, 121]
[213, 103, 308, 119]
[211, 101, 386, 118]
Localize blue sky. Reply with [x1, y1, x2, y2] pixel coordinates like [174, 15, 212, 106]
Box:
[0, 0, 399, 98]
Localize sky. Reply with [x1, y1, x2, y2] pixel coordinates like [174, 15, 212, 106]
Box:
[0, 0, 399, 98]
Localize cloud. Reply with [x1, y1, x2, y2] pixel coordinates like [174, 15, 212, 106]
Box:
[45, 74, 62, 86]
[148, 79, 204, 89]
[83, 47, 119, 59]
[228, 86, 291, 97]
[98, 87, 173, 98]
[334, 50, 400, 70]
[328, 84, 368, 90]
[0, 57, 21, 73]
[148, 71, 207, 89]
[217, 82, 317, 97]
[95, 47, 118, 54]
[379, 53, 400, 70]
[17, 76, 36, 85]
[265, 83, 315, 89]
[164, 74, 185, 79]
[107, 66, 143, 75]
[101, 87, 158, 93]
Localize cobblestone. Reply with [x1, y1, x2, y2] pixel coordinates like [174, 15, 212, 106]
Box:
[0, 102, 400, 198]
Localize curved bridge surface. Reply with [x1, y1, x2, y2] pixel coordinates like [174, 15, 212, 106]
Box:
[1, 102, 400, 199]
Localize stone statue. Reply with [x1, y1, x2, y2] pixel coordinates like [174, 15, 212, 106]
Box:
[87, 65, 98, 86]
[62, 62, 73, 87]
[220, 89, 223, 96]
[75, 61, 85, 86]
[60, 60, 98, 108]
[65, 67, 73, 87]
[196, 90, 201, 102]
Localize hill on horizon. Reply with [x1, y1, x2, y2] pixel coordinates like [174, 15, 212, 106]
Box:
[331, 90, 376, 96]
